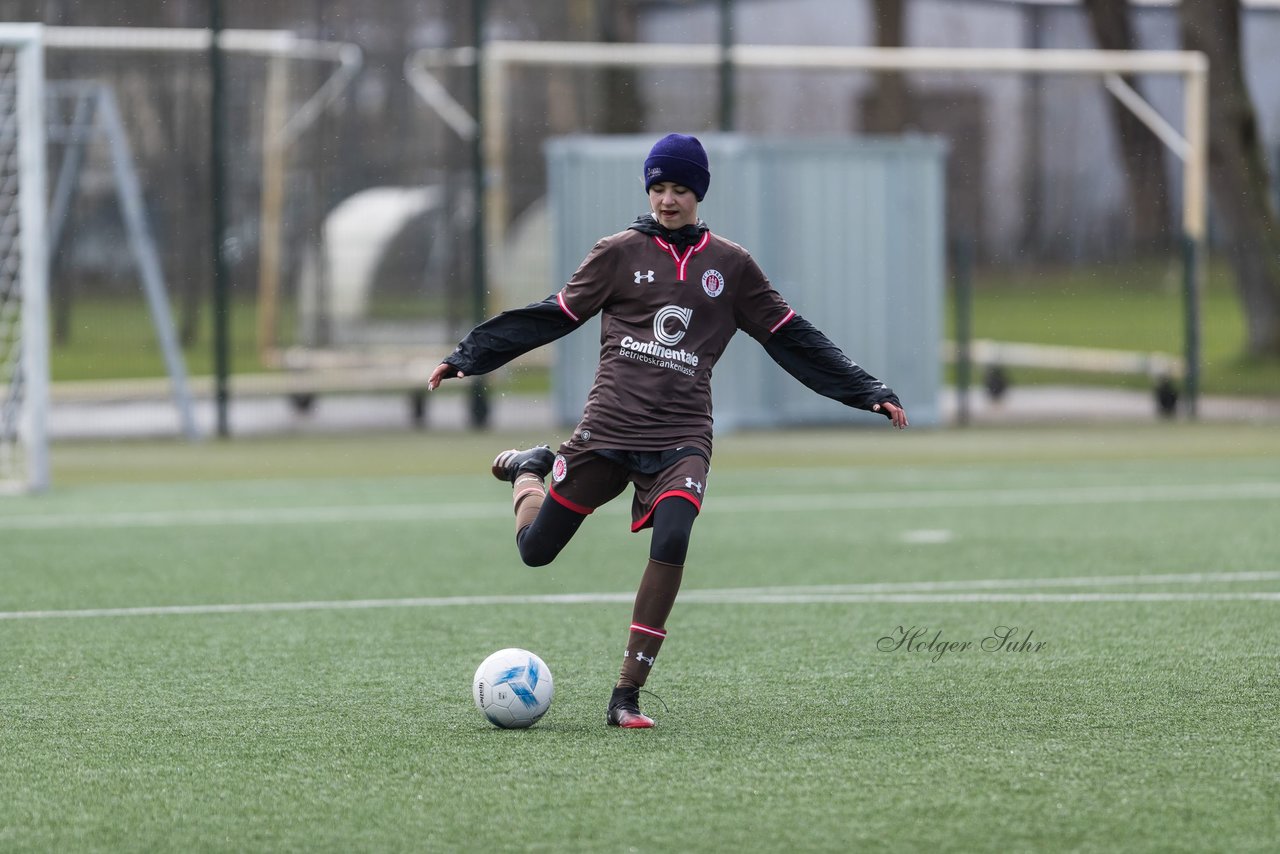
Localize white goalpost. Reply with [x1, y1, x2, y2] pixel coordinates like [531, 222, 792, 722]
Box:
[0, 23, 48, 494]
[408, 40, 1210, 414]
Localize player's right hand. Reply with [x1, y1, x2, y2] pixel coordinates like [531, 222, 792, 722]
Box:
[873, 401, 909, 430]
[428, 362, 465, 391]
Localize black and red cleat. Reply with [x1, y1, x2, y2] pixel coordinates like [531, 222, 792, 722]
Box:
[606, 686, 655, 729]
[491, 445, 555, 484]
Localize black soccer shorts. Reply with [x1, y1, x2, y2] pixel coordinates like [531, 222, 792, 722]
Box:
[546, 445, 707, 532]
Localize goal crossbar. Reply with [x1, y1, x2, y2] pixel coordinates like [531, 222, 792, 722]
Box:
[483, 40, 1206, 75]
[43, 26, 362, 148]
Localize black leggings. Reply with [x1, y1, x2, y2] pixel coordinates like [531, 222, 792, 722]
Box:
[517, 495, 698, 567]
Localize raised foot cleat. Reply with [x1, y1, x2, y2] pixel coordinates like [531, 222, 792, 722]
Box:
[606, 686, 655, 729]
[491, 445, 555, 484]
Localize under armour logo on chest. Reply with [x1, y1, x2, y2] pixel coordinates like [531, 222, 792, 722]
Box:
[635, 270, 655, 284]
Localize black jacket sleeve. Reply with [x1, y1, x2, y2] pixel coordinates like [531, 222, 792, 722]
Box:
[443, 295, 581, 376]
[762, 315, 901, 417]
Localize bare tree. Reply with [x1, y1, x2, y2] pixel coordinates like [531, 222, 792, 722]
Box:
[596, 0, 645, 135]
[1180, 0, 1280, 357]
[1082, 0, 1173, 252]
[863, 0, 910, 134]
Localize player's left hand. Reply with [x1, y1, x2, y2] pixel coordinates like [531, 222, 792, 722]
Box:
[873, 401, 909, 430]
[428, 362, 465, 391]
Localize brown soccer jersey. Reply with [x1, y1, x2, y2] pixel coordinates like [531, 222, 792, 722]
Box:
[554, 228, 795, 457]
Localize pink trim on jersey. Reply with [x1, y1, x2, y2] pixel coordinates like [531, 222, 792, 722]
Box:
[548, 486, 593, 515]
[652, 231, 711, 282]
[630, 489, 702, 533]
[556, 291, 580, 322]
[769, 309, 796, 334]
[630, 622, 667, 639]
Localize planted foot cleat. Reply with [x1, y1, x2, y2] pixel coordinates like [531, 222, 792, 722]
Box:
[606, 686, 655, 729]
[491, 445, 555, 484]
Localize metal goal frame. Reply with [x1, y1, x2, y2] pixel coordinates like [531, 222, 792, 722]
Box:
[410, 40, 1210, 415]
[0, 23, 48, 494]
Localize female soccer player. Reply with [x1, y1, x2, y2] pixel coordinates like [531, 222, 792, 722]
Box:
[429, 133, 908, 728]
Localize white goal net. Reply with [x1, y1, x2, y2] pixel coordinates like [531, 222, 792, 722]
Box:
[0, 24, 47, 494]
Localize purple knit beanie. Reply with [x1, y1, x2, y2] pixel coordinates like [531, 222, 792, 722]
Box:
[643, 133, 710, 201]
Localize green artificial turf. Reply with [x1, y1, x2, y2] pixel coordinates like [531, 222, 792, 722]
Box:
[2, 425, 1278, 851]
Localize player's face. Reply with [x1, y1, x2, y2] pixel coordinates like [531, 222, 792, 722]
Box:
[648, 182, 698, 230]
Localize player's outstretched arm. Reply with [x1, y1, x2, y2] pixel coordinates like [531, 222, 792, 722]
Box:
[428, 294, 581, 391]
[762, 314, 908, 428]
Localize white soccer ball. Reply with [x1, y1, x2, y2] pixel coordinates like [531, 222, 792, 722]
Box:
[472, 648, 554, 729]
